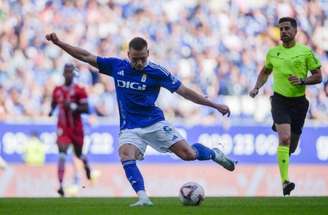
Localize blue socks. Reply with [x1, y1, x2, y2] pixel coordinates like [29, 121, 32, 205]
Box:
[122, 160, 145, 193]
[192, 143, 215, 160]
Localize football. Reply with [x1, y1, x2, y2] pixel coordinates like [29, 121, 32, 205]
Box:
[179, 182, 205, 206]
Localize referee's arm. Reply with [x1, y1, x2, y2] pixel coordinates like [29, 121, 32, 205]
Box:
[249, 67, 272, 98]
[303, 68, 322, 85]
[288, 68, 322, 86]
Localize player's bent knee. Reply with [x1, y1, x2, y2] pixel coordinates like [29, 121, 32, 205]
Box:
[119, 144, 139, 161]
[119, 150, 134, 161]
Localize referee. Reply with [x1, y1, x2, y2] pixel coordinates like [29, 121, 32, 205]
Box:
[249, 17, 322, 196]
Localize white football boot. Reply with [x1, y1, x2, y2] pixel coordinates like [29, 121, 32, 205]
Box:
[129, 198, 154, 207]
[212, 148, 236, 171]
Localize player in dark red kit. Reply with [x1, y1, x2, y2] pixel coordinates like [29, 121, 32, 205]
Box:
[49, 63, 92, 197]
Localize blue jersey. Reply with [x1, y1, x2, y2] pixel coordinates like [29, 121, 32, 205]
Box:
[97, 57, 182, 130]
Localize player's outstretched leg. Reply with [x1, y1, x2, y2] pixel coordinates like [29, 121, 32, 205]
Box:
[73, 144, 96, 182]
[79, 155, 100, 184]
[192, 143, 236, 171]
[57, 152, 66, 197]
[122, 160, 153, 207]
[80, 155, 91, 180]
[71, 156, 81, 185]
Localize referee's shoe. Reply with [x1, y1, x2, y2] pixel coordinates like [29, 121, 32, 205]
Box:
[283, 180, 295, 196]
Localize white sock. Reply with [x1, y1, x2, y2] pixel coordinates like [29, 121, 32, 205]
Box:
[137, 190, 148, 200]
[0, 157, 6, 169]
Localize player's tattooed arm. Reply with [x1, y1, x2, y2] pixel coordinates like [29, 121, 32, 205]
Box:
[46, 33, 98, 68]
[249, 66, 272, 98]
[175, 84, 230, 116]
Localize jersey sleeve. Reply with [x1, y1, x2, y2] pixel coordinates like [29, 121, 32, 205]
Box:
[264, 49, 273, 70]
[96, 56, 122, 76]
[306, 50, 321, 71]
[158, 66, 182, 93]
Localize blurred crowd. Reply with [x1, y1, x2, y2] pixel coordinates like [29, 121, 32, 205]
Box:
[0, 0, 327, 125]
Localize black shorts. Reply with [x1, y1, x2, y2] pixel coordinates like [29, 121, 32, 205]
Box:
[271, 92, 309, 135]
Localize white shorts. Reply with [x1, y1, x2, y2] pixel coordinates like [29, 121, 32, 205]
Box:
[119, 120, 184, 160]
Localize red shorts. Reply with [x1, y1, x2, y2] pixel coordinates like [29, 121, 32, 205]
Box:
[57, 127, 84, 146]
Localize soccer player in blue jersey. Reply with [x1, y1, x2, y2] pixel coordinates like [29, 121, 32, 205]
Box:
[46, 33, 236, 206]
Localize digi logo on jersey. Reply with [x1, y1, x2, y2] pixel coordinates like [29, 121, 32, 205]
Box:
[117, 80, 146, 91]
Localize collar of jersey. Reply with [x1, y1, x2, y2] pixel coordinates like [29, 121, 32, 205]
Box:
[63, 83, 75, 89]
[126, 58, 150, 71]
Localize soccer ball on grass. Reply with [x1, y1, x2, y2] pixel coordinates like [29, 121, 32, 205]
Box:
[179, 182, 205, 206]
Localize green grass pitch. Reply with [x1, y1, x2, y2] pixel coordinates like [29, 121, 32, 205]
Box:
[1, 197, 327, 215]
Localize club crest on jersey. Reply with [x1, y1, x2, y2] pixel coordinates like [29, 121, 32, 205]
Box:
[117, 80, 146, 91]
[170, 74, 178, 84]
[141, 73, 147, 83]
[118, 70, 124, 76]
